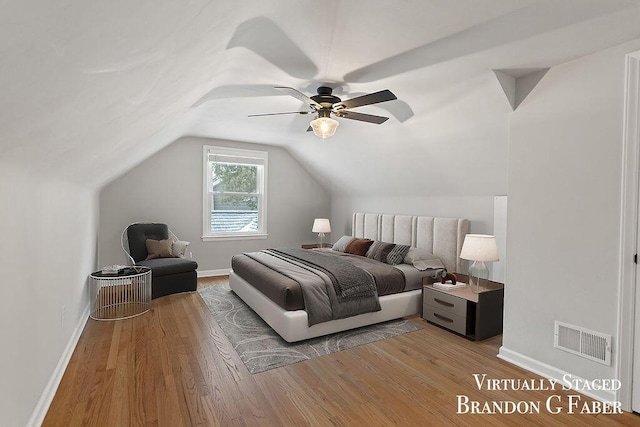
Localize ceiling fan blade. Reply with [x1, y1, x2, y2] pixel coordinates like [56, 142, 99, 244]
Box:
[248, 111, 312, 117]
[275, 87, 322, 109]
[336, 90, 397, 110]
[227, 17, 317, 80]
[336, 111, 389, 124]
[192, 84, 281, 108]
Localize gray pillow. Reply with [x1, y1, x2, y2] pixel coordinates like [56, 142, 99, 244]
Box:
[367, 241, 396, 262]
[404, 247, 445, 269]
[387, 244, 411, 265]
[332, 235, 355, 252]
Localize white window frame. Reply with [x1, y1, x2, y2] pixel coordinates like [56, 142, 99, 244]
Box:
[202, 145, 268, 241]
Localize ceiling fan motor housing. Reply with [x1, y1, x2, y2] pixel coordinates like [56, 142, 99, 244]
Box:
[311, 86, 341, 110]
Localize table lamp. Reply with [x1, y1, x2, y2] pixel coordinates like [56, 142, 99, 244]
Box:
[460, 234, 500, 293]
[312, 218, 331, 247]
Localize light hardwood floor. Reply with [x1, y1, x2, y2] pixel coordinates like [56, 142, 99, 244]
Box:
[44, 277, 638, 426]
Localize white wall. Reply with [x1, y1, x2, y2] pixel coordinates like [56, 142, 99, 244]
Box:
[329, 73, 510, 254]
[0, 165, 98, 426]
[98, 136, 331, 272]
[502, 39, 640, 391]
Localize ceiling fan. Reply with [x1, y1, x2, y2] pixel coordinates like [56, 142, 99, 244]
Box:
[249, 86, 397, 138]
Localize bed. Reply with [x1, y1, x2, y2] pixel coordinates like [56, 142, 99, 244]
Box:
[229, 213, 469, 342]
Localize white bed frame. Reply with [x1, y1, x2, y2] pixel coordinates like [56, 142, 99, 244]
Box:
[229, 213, 468, 342]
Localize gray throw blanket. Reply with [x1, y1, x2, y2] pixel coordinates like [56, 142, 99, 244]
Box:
[243, 248, 385, 326]
[269, 248, 377, 302]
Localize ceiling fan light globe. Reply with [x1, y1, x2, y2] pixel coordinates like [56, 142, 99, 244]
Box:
[310, 117, 339, 138]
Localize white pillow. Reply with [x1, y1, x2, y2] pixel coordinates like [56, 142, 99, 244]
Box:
[404, 247, 444, 270]
[332, 235, 355, 252]
[172, 240, 190, 258]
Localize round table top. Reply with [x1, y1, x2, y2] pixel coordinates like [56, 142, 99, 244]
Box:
[91, 266, 151, 278]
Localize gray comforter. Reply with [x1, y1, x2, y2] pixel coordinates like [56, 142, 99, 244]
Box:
[243, 249, 405, 326]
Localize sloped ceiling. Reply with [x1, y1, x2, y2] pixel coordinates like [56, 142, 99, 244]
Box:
[2, 0, 640, 194]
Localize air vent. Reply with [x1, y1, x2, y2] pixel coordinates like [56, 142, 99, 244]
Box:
[554, 321, 611, 366]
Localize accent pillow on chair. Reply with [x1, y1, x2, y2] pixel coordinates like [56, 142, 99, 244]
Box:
[123, 223, 198, 299]
[172, 240, 190, 258]
[145, 239, 174, 259]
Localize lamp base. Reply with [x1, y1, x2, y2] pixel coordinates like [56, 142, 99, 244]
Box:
[468, 260, 489, 293]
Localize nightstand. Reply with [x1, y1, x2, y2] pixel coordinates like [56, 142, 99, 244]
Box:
[422, 274, 503, 341]
[301, 243, 332, 249]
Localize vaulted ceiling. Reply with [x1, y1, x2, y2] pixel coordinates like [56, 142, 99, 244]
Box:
[2, 0, 640, 194]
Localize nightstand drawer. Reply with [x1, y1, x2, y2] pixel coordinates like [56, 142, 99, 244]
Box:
[424, 307, 468, 336]
[422, 277, 504, 341]
[423, 288, 467, 317]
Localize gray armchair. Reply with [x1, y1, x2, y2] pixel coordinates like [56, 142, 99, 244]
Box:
[122, 223, 198, 299]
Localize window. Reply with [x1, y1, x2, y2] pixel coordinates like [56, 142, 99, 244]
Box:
[202, 146, 268, 240]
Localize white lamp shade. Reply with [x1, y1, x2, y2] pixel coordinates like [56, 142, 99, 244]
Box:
[312, 218, 331, 233]
[310, 117, 339, 138]
[460, 234, 500, 262]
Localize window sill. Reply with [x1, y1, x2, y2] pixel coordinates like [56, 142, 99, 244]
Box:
[202, 233, 268, 242]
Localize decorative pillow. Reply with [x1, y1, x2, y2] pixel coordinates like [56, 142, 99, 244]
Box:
[367, 240, 396, 262]
[145, 239, 174, 260]
[344, 238, 374, 256]
[332, 235, 355, 252]
[172, 240, 190, 258]
[364, 240, 379, 257]
[387, 244, 411, 265]
[404, 247, 445, 270]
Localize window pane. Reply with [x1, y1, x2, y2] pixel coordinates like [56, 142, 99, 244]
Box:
[204, 145, 267, 238]
[211, 196, 258, 233]
[212, 163, 257, 193]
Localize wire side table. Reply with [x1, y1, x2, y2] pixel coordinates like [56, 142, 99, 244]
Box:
[90, 266, 151, 320]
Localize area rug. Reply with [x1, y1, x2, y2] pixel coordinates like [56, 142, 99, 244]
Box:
[198, 284, 422, 374]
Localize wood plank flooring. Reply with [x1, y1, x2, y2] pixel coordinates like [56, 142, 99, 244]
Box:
[44, 277, 638, 426]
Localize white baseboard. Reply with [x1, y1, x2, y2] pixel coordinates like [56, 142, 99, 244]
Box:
[497, 346, 616, 403]
[27, 303, 91, 427]
[197, 268, 231, 278]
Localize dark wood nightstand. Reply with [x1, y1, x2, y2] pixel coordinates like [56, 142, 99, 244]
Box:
[422, 274, 504, 341]
[301, 243, 332, 249]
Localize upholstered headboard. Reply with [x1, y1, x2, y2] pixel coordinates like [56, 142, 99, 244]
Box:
[352, 213, 469, 273]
